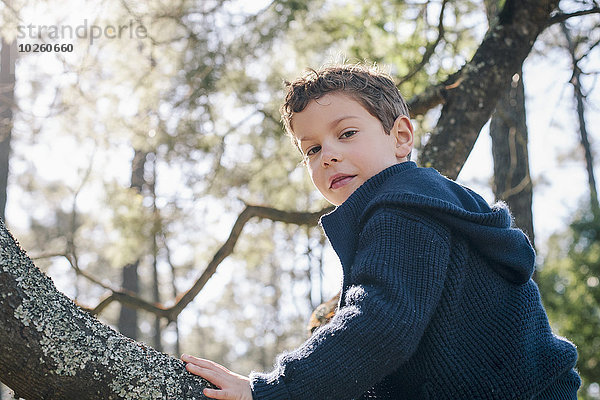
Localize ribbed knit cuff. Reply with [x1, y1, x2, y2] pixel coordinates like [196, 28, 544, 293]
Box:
[532, 369, 581, 400]
[250, 371, 291, 400]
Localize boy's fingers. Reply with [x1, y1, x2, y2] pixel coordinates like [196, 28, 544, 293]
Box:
[200, 359, 232, 374]
[181, 354, 204, 365]
[185, 364, 228, 387]
[181, 355, 230, 373]
[203, 388, 231, 399]
[185, 363, 213, 378]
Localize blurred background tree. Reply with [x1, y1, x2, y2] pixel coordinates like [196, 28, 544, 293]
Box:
[1, 0, 600, 398]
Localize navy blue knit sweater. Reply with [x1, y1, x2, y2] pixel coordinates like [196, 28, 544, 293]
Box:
[250, 162, 580, 399]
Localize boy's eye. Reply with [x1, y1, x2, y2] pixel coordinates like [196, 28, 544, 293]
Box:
[306, 145, 321, 156]
[340, 130, 357, 138]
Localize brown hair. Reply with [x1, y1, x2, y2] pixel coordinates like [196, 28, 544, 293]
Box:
[280, 63, 409, 140]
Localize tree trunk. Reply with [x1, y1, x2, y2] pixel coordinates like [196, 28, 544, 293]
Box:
[118, 261, 140, 339]
[560, 22, 599, 214]
[151, 152, 162, 352]
[483, 0, 535, 250]
[0, 38, 16, 223]
[0, 220, 213, 399]
[118, 149, 147, 340]
[0, 34, 17, 400]
[490, 70, 535, 247]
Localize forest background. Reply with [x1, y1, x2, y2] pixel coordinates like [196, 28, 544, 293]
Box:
[1, 0, 600, 398]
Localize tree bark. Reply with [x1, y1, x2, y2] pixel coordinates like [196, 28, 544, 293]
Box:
[0, 220, 213, 399]
[417, 0, 559, 179]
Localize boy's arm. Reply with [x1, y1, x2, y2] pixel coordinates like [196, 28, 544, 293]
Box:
[251, 208, 451, 400]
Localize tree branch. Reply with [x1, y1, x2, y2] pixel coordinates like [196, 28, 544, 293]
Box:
[398, 0, 448, 86]
[88, 204, 333, 321]
[548, 7, 600, 25]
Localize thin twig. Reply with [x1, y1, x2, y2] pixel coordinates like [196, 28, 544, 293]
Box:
[548, 7, 600, 25]
[398, 0, 448, 86]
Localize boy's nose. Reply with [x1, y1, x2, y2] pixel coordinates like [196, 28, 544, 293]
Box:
[321, 147, 342, 167]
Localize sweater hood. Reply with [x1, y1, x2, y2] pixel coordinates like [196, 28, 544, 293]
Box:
[321, 162, 535, 285]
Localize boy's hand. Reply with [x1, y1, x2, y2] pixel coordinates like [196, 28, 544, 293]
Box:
[181, 354, 252, 400]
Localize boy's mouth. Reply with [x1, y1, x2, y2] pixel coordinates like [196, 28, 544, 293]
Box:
[329, 174, 356, 189]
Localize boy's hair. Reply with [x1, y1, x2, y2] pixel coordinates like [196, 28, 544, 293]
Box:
[280, 63, 410, 139]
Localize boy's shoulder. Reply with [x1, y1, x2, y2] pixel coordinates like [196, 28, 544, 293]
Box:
[365, 162, 493, 219]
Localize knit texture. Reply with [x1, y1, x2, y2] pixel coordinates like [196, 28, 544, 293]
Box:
[250, 161, 580, 399]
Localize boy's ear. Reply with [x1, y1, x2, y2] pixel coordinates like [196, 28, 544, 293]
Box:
[390, 115, 414, 161]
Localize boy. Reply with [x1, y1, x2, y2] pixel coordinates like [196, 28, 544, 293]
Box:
[181, 64, 580, 399]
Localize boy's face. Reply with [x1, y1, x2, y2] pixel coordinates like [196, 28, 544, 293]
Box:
[292, 93, 413, 206]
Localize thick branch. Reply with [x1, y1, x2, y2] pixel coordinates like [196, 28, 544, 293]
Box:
[0, 220, 214, 399]
[417, 0, 560, 178]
